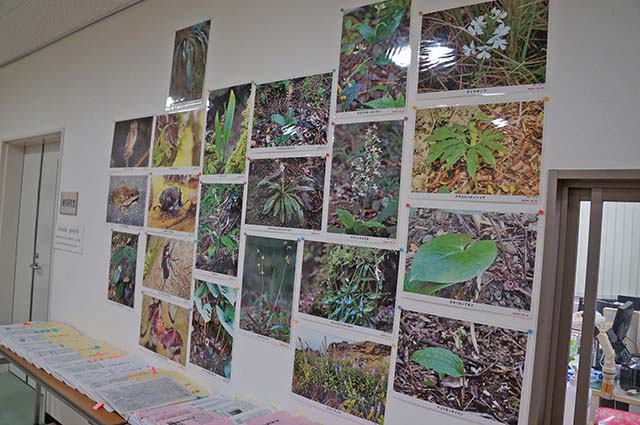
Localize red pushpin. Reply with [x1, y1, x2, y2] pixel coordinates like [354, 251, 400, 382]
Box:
[406, 202, 411, 208]
[325, 153, 330, 158]
[418, 10, 423, 16]
[538, 209, 544, 215]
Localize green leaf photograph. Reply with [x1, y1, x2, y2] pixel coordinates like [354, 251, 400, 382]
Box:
[418, 0, 548, 94]
[252, 73, 332, 148]
[246, 157, 325, 230]
[167, 20, 211, 108]
[107, 231, 138, 308]
[203, 84, 251, 175]
[189, 280, 236, 378]
[299, 241, 399, 333]
[195, 183, 243, 277]
[394, 309, 527, 424]
[292, 325, 391, 424]
[239, 236, 297, 343]
[404, 208, 538, 311]
[412, 101, 544, 197]
[329, 120, 403, 238]
[338, 0, 410, 112]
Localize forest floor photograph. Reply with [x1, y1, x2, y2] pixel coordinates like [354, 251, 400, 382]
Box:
[203, 84, 251, 175]
[147, 174, 199, 233]
[292, 325, 391, 424]
[107, 231, 138, 308]
[329, 121, 402, 238]
[394, 310, 527, 424]
[153, 110, 204, 168]
[418, 0, 549, 93]
[299, 241, 399, 333]
[190, 280, 236, 379]
[252, 73, 332, 148]
[139, 294, 189, 366]
[106, 175, 147, 227]
[404, 208, 538, 311]
[338, 0, 410, 112]
[143, 235, 194, 301]
[246, 157, 325, 230]
[195, 183, 243, 277]
[412, 101, 544, 197]
[239, 236, 297, 343]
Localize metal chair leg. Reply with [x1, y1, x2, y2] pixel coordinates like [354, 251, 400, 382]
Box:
[33, 381, 42, 425]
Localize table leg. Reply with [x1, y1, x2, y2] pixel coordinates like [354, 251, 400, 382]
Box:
[33, 381, 42, 425]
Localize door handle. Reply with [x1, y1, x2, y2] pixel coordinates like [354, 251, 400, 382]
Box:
[29, 262, 41, 271]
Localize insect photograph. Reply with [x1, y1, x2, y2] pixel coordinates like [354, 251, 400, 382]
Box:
[139, 294, 189, 366]
[143, 234, 194, 301]
[147, 173, 199, 233]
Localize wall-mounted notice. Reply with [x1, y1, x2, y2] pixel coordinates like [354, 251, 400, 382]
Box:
[54, 222, 84, 254]
[59, 191, 78, 216]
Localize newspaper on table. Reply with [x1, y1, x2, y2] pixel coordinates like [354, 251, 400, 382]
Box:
[96, 376, 195, 415]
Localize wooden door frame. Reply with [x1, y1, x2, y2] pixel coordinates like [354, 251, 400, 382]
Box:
[530, 170, 640, 424]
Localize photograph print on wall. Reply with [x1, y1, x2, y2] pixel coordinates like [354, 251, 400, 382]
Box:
[418, 0, 549, 95]
[239, 236, 297, 344]
[292, 324, 391, 424]
[143, 234, 194, 301]
[107, 231, 138, 308]
[299, 240, 399, 333]
[110, 117, 153, 168]
[147, 174, 199, 234]
[412, 100, 544, 199]
[190, 280, 236, 379]
[106, 175, 148, 227]
[139, 293, 189, 366]
[153, 109, 205, 168]
[252, 73, 332, 148]
[337, 0, 411, 113]
[166, 20, 211, 109]
[195, 183, 243, 278]
[203, 84, 252, 175]
[246, 157, 325, 231]
[394, 309, 527, 424]
[404, 208, 538, 313]
[329, 120, 403, 239]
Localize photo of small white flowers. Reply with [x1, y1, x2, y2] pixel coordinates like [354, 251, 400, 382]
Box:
[328, 120, 403, 239]
[418, 0, 549, 94]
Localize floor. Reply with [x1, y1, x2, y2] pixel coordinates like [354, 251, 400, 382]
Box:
[0, 371, 34, 425]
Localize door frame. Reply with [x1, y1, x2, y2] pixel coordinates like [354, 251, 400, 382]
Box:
[530, 169, 640, 424]
[0, 128, 65, 325]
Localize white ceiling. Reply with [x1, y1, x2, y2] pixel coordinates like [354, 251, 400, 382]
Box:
[0, 0, 143, 68]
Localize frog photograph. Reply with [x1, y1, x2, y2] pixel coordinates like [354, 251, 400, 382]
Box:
[106, 175, 148, 227]
[147, 173, 199, 234]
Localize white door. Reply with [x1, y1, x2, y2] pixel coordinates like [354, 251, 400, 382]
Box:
[12, 141, 60, 323]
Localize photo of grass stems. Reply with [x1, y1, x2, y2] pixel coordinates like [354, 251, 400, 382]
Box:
[418, 0, 548, 93]
[252, 73, 332, 148]
[329, 121, 403, 238]
[203, 84, 251, 175]
[240, 236, 297, 343]
[299, 241, 399, 333]
[292, 325, 391, 424]
[153, 110, 204, 168]
[196, 183, 243, 277]
[190, 280, 236, 379]
[110, 117, 153, 168]
[167, 20, 210, 107]
[246, 157, 325, 230]
[412, 101, 544, 197]
[338, 0, 410, 112]
[404, 208, 538, 311]
[394, 310, 527, 424]
[107, 231, 138, 308]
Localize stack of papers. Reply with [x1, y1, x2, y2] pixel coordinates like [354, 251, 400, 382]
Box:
[0, 322, 318, 424]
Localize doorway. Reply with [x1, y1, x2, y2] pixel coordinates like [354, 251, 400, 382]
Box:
[0, 132, 61, 328]
[529, 170, 640, 424]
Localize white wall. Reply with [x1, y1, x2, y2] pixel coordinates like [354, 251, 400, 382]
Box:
[0, 0, 639, 424]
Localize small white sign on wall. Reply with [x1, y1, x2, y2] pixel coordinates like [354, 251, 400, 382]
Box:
[59, 191, 79, 215]
[54, 222, 84, 254]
